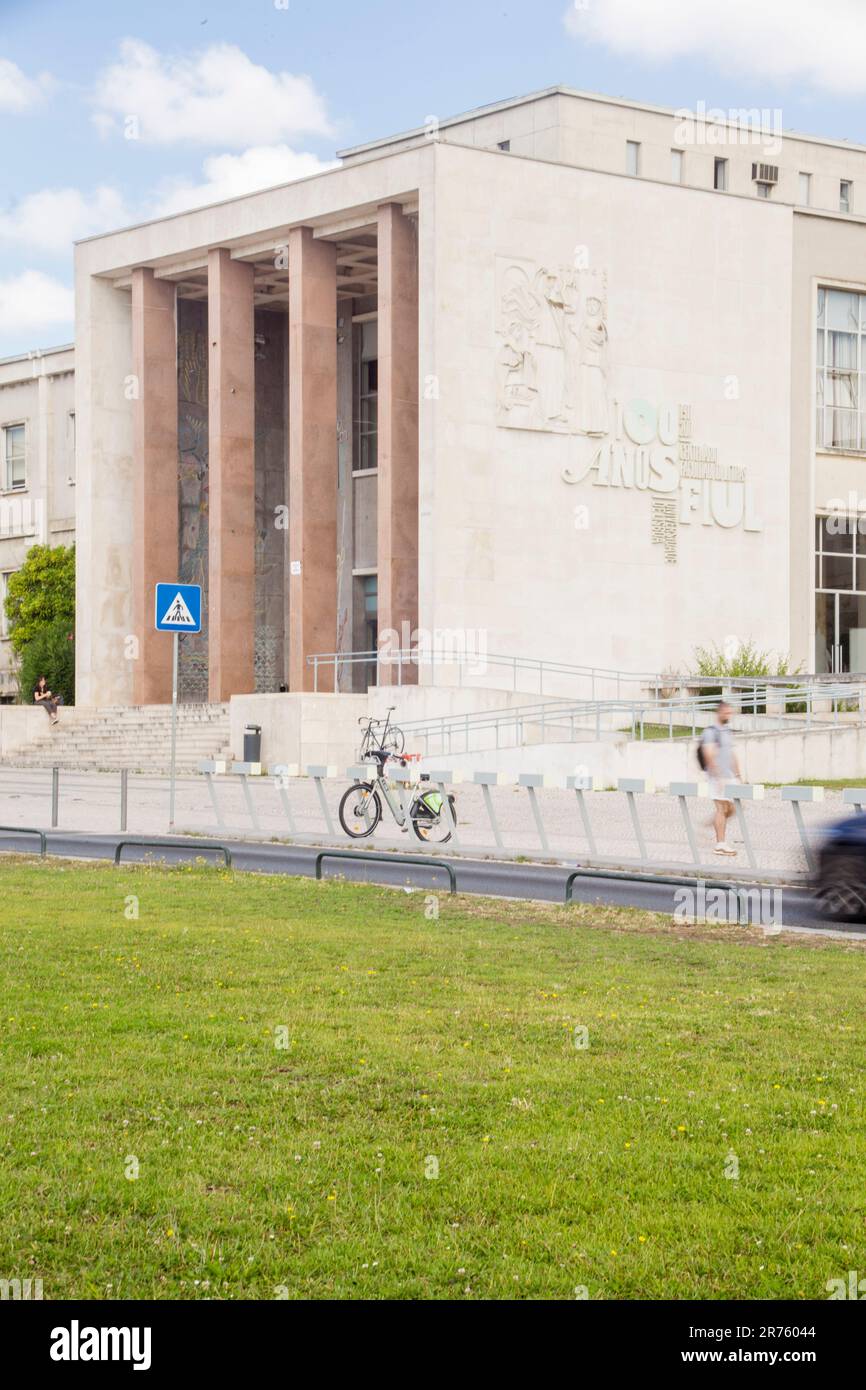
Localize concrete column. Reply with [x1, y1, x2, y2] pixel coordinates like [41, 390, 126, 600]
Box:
[208, 247, 255, 702]
[335, 310, 354, 691]
[288, 227, 337, 691]
[131, 268, 178, 705]
[74, 265, 134, 708]
[377, 203, 419, 685]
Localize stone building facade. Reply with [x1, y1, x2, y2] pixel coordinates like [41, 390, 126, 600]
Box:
[0, 345, 75, 701]
[73, 87, 866, 706]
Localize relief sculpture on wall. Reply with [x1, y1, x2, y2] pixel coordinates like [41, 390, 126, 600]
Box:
[495, 253, 764, 565]
[496, 257, 608, 436]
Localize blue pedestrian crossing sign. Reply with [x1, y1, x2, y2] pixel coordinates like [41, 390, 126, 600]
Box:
[155, 582, 202, 633]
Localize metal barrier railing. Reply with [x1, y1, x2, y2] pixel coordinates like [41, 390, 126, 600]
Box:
[314, 848, 456, 894]
[564, 866, 746, 914]
[0, 764, 842, 879]
[0, 824, 47, 856]
[188, 765, 827, 879]
[114, 839, 233, 868]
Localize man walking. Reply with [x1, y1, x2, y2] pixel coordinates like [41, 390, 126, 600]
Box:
[699, 700, 741, 856]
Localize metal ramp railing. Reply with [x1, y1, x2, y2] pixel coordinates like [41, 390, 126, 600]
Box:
[308, 647, 866, 705]
[395, 684, 866, 756]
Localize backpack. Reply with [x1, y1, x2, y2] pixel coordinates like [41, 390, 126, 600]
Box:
[697, 725, 718, 772]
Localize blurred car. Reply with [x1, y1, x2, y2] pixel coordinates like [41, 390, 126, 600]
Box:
[814, 812, 866, 921]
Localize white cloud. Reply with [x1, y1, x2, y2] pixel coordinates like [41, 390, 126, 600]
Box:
[92, 38, 332, 146]
[0, 143, 330, 255]
[564, 0, 866, 96]
[0, 271, 73, 334]
[0, 186, 131, 255]
[155, 144, 335, 215]
[0, 57, 52, 112]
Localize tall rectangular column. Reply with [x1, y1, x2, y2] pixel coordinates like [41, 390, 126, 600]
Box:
[208, 247, 255, 702]
[131, 267, 178, 705]
[377, 203, 419, 683]
[75, 270, 134, 707]
[288, 227, 337, 691]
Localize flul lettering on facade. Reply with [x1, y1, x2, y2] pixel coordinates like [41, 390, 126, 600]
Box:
[562, 397, 763, 535]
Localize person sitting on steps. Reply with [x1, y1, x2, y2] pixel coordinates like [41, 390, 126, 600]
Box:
[33, 674, 63, 726]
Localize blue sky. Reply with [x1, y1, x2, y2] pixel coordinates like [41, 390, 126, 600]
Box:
[2, 0, 866, 356]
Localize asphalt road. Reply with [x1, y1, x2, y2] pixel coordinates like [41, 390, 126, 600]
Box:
[1, 827, 858, 936]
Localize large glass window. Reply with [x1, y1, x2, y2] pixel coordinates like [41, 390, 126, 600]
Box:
[3, 424, 25, 491]
[815, 515, 866, 671]
[816, 287, 866, 450]
[353, 319, 378, 473]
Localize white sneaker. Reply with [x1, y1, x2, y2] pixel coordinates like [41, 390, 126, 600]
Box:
[714, 842, 737, 856]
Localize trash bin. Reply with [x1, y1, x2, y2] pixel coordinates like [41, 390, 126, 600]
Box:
[243, 724, 262, 762]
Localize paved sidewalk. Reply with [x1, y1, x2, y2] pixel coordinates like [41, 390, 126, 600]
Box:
[0, 765, 846, 874]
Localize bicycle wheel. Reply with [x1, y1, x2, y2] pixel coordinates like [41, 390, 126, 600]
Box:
[410, 791, 456, 844]
[339, 782, 382, 838]
[382, 724, 405, 756]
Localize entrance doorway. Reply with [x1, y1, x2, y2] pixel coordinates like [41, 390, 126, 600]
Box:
[815, 516, 866, 672]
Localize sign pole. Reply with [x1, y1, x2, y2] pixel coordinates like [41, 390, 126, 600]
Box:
[155, 582, 200, 830]
[169, 631, 179, 828]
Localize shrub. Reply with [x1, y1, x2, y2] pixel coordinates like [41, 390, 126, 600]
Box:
[691, 641, 804, 713]
[19, 617, 75, 707]
[692, 640, 800, 680]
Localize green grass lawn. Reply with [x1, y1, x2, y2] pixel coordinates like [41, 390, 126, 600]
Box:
[1, 856, 865, 1301]
[620, 723, 695, 740]
[784, 778, 866, 792]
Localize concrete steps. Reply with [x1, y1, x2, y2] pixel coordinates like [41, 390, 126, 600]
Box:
[2, 703, 233, 773]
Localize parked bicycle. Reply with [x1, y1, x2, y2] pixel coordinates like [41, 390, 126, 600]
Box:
[339, 710, 456, 843]
[358, 706, 405, 759]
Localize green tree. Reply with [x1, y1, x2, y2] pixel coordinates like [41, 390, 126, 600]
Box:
[3, 544, 75, 657]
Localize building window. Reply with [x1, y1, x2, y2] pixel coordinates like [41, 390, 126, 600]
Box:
[626, 141, 640, 176]
[353, 319, 378, 473]
[3, 424, 26, 491]
[714, 158, 728, 191]
[816, 286, 866, 451]
[671, 148, 683, 183]
[497, 139, 510, 152]
[814, 516, 866, 672]
[354, 573, 378, 688]
[756, 181, 772, 199]
[840, 180, 852, 213]
[799, 172, 812, 206]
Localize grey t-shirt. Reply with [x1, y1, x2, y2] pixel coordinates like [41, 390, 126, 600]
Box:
[701, 722, 734, 778]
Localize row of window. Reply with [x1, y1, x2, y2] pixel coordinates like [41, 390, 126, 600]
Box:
[625, 140, 852, 210]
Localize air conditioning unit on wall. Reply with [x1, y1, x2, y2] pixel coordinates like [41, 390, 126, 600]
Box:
[751, 162, 779, 184]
